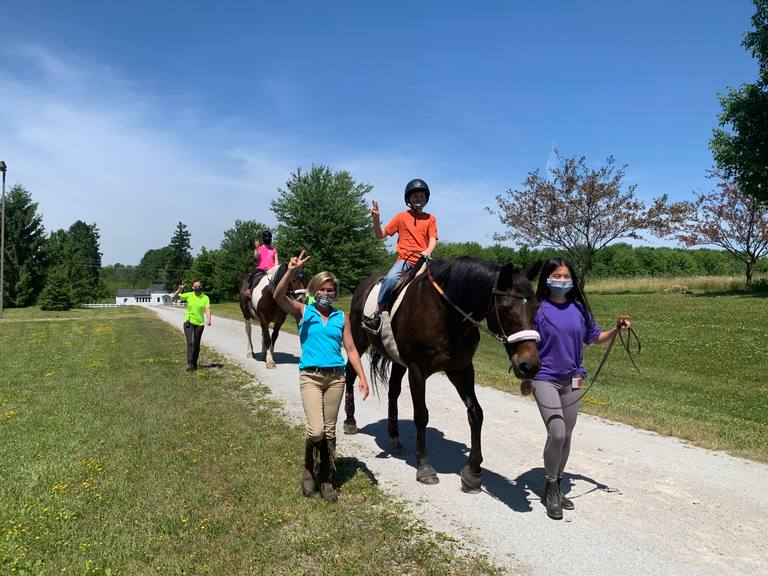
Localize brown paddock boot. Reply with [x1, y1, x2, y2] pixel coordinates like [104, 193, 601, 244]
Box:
[301, 439, 319, 497]
[318, 437, 338, 503]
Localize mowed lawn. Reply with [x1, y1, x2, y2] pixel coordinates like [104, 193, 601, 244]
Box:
[0, 307, 500, 576]
[218, 292, 768, 462]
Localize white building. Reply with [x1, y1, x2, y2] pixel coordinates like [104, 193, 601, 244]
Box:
[115, 284, 175, 306]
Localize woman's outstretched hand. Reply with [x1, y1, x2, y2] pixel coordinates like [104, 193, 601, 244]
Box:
[289, 250, 310, 270]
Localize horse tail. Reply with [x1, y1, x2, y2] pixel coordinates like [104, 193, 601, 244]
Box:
[368, 346, 391, 391]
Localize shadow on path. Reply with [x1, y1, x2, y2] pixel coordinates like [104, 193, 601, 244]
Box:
[358, 418, 613, 513]
[250, 351, 300, 364]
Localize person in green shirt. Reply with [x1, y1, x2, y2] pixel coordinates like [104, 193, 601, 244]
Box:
[171, 280, 212, 371]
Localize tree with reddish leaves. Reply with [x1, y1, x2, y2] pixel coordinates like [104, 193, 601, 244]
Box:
[489, 151, 688, 283]
[676, 172, 768, 286]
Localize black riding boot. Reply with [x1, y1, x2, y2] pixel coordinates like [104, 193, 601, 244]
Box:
[558, 475, 574, 510]
[301, 439, 318, 497]
[545, 479, 563, 520]
[318, 437, 338, 503]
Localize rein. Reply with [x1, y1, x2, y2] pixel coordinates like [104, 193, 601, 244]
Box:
[425, 261, 540, 345]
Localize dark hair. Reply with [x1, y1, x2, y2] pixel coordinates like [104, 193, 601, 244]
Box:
[535, 257, 595, 334]
[261, 230, 273, 245]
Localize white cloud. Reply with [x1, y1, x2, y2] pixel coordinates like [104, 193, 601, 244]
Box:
[0, 43, 517, 265]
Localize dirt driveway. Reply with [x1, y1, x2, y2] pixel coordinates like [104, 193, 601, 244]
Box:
[152, 306, 768, 576]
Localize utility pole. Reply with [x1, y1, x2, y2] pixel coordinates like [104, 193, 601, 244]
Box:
[0, 161, 7, 319]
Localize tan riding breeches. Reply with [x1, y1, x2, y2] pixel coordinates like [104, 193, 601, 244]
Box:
[299, 368, 345, 443]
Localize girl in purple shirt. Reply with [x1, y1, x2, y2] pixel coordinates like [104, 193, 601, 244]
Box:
[531, 257, 631, 520]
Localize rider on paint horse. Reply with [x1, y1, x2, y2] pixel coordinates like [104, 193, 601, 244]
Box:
[363, 179, 439, 333]
[244, 229, 279, 299]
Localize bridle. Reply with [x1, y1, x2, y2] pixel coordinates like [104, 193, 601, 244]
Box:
[426, 262, 540, 346]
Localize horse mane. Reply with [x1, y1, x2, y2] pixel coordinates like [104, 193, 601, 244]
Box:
[425, 256, 500, 321]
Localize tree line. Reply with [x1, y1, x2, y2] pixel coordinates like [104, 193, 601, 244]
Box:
[4, 158, 768, 312]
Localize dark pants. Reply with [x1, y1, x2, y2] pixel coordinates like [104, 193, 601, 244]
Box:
[184, 321, 205, 368]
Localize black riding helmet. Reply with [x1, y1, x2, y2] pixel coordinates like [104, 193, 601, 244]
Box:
[404, 179, 430, 207]
[261, 229, 273, 245]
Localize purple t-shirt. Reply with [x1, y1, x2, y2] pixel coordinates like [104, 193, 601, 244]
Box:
[533, 299, 602, 382]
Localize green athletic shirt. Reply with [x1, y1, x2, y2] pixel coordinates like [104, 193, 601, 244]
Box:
[179, 292, 210, 326]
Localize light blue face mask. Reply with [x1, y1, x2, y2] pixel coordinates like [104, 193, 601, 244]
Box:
[546, 278, 573, 296]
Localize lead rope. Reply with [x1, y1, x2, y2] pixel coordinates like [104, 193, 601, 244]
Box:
[532, 323, 641, 410]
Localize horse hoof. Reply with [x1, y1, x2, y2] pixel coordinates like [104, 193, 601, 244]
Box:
[460, 464, 482, 493]
[266, 362, 277, 369]
[389, 437, 405, 455]
[343, 420, 358, 435]
[417, 473, 440, 485]
[417, 462, 439, 485]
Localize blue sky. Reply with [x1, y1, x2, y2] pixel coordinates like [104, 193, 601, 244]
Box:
[0, 1, 758, 264]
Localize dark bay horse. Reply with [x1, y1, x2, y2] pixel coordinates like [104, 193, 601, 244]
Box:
[239, 264, 308, 368]
[344, 256, 541, 491]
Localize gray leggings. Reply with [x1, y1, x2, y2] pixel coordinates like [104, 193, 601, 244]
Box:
[532, 379, 582, 480]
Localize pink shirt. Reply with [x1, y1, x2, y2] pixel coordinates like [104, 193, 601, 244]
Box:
[257, 244, 277, 270]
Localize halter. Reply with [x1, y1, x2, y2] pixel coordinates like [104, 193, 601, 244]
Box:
[426, 263, 540, 345]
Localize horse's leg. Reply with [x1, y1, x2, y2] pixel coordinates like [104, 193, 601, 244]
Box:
[408, 364, 438, 485]
[445, 363, 484, 493]
[343, 366, 358, 435]
[244, 317, 254, 358]
[343, 308, 370, 435]
[260, 317, 275, 369]
[387, 363, 407, 454]
[268, 315, 285, 367]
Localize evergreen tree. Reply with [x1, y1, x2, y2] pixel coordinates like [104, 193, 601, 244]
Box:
[2, 185, 47, 307]
[41, 222, 103, 305]
[164, 222, 193, 290]
[67, 221, 103, 303]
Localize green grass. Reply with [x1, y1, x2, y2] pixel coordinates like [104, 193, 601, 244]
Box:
[217, 289, 768, 462]
[0, 307, 500, 576]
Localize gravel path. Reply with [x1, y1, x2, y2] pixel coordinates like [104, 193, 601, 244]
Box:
[152, 307, 768, 576]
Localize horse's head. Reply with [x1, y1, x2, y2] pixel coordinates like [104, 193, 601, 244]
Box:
[287, 267, 309, 304]
[486, 262, 542, 380]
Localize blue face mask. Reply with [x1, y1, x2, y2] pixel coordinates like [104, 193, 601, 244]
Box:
[546, 278, 573, 297]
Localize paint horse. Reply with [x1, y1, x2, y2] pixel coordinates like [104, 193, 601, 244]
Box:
[239, 264, 308, 368]
[344, 256, 541, 491]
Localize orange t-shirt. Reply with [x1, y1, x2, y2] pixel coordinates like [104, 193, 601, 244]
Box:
[383, 210, 438, 264]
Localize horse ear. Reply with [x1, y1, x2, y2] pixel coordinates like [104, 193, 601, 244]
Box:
[498, 264, 520, 288]
[523, 260, 543, 282]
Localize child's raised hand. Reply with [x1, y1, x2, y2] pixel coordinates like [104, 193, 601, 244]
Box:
[370, 200, 380, 219]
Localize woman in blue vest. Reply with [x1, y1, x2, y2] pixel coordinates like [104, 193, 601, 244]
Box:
[274, 250, 369, 502]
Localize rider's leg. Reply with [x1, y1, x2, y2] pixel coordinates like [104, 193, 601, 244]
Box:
[376, 260, 412, 313]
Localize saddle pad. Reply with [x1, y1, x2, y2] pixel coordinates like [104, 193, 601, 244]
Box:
[362, 261, 427, 320]
[249, 274, 272, 314]
[362, 262, 428, 367]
